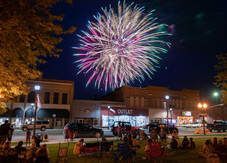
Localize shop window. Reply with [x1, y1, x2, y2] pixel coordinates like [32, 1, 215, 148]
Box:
[44, 92, 50, 104]
[53, 92, 59, 104]
[62, 93, 68, 104]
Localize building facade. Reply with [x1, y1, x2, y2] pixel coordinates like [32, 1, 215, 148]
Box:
[0, 79, 74, 128]
[104, 86, 201, 125]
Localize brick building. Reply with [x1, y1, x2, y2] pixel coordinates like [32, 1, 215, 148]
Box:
[104, 86, 201, 125]
[0, 79, 74, 128]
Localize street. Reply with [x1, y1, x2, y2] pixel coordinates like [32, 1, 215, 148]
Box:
[12, 127, 227, 143]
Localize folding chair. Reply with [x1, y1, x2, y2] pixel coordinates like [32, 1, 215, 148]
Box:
[57, 142, 70, 163]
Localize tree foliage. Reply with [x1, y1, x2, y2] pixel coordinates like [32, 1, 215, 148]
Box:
[214, 53, 227, 90]
[0, 0, 75, 109]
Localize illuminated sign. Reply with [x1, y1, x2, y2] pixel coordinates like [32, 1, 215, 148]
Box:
[117, 109, 133, 115]
[182, 111, 192, 116]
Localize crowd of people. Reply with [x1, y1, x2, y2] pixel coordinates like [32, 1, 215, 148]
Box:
[200, 137, 227, 162]
[0, 120, 14, 143]
[0, 120, 49, 163]
[0, 119, 227, 162]
[71, 125, 227, 162]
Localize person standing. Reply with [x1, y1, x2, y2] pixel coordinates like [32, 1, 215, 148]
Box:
[26, 129, 31, 146]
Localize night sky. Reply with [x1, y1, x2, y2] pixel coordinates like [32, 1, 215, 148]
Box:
[39, 0, 227, 99]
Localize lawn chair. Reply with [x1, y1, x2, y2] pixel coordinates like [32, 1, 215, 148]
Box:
[57, 142, 70, 163]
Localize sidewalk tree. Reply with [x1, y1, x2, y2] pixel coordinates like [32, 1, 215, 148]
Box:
[0, 0, 75, 111]
[214, 53, 227, 90]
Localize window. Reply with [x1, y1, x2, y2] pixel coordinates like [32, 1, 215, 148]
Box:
[135, 97, 139, 108]
[129, 96, 134, 107]
[53, 92, 59, 104]
[141, 97, 144, 108]
[19, 95, 26, 103]
[27, 91, 36, 103]
[62, 93, 68, 104]
[44, 92, 50, 104]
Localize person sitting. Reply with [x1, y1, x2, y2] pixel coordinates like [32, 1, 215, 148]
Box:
[150, 129, 158, 140]
[149, 139, 162, 159]
[212, 137, 218, 149]
[172, 129, 179, 139]
[101, 137, 111, 152]
[159, 128, 167, 142]
[114, 137, 133, 161]
[15, 141, 26, 154]
[181, 136, 189, 149]
[144, 139, 152, 159]
[189, 138, 196, 149]
[200, 139, 220, 162]
[132, 135, 140, 149]
[26, 143, 37, 163]
[35, 144, 49, 163]
[73, 139, 85, 156]
[215, 140, 227, 159]
[170, 136, 178, 149]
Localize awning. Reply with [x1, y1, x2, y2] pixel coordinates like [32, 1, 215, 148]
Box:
[37, 109, 69, 118]
[0, 108, 23, 118]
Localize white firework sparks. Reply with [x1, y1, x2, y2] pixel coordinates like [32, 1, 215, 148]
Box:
[74, 1, 170, 91]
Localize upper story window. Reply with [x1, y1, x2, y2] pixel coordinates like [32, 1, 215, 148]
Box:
[19, 95, 26, 103]
[129, 96, 134, 107]
[53, 92, 59, 104]
[27, 91, 36, 103]
[62, 93, 68, 104]
[44, 92, 50, 104]
[141, 97, 144, 108]
[135, 97, 139, 108]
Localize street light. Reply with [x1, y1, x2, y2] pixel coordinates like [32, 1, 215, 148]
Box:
[107, 106, 111, 128]
[165, 95, 170, 100]
[197, 102, 208, 135]
[169, 108, 173, 124]
[164, 95, 170, 126]
[33, 84, 40, 136]
[213, 92, 219, 98]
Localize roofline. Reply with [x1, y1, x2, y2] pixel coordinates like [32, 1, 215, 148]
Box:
[27, 79, 74, 85]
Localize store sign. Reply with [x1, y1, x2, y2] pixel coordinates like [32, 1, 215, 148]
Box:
[182, 111, 192, 116]
[117, 109, 133, 115]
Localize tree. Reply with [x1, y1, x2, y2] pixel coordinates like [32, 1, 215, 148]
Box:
[214, 53, 227, 90]
[0, 0, 75, 111]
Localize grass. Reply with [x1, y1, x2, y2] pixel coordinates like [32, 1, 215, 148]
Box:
[46, 136, 226, 163]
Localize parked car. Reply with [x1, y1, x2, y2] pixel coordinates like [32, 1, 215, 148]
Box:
[146, 122, 178, 134]
[111, 121, 140, 136]
[64, 123, 103, 138]
[22, 120, 50, 131]
[207, 120, 227, 132]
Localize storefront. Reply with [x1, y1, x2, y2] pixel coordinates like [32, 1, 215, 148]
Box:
[177, 111, 193, 126]
[101, 107, 149, 127]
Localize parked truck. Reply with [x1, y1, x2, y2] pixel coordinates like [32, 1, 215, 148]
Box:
[207, 120, 227, 132]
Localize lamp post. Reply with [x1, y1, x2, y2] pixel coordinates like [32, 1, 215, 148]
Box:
[33, 84, 40, 136]
[165, 95, 170, 126]
[212, 91, 225, 120]
[197, 102, 208, 135]
[107, 106, 110, 128]
[170, 108, 173, 124]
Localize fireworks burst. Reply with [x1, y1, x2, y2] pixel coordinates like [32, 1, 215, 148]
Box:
[74, 1, 170, 91]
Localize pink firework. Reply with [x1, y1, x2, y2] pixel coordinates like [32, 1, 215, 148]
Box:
[74, 1, 170, 91]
